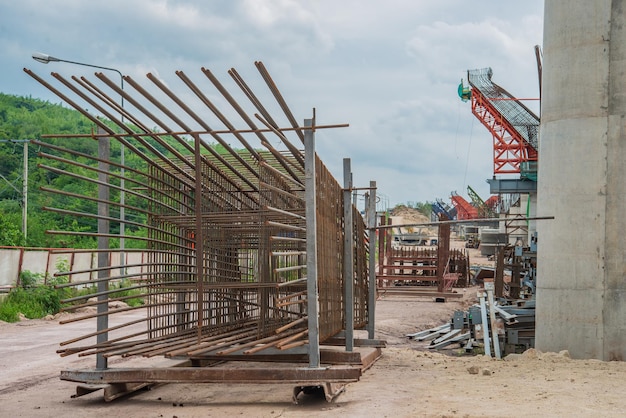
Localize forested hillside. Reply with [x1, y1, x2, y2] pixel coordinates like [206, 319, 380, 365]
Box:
[0, 93, 193, 248]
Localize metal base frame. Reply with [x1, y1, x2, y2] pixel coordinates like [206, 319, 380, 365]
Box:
[65, 347, 383, 403]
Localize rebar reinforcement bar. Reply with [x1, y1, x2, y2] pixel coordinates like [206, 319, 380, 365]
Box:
[25, 63, 373, 376]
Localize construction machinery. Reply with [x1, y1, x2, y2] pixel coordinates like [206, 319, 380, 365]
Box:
[460, 68, 539, 176]
[431, 198, 455, 222]
[467, 185, 497, 219]
[459, 66, 541, 244]
[450, 191, 478, 220]
[465, 236, 480, 249]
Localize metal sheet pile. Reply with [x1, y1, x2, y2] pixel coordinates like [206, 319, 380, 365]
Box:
[25, 62, 370, 362]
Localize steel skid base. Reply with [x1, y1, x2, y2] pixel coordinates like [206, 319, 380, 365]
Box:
[292, 382, 346, 403]
[73, 382, 153, 402]
[64, 347, 383, 404]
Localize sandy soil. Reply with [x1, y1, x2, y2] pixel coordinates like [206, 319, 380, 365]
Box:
[2, 244, 626, 417]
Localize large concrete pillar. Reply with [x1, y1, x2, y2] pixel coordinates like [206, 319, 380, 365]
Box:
[536, 0, 626, 360]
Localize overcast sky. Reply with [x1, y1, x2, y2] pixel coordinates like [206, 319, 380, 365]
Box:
[0, 0, 544, 209]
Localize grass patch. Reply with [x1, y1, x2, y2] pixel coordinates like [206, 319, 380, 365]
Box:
[0, 268, 145, 323]
[0, 284, 61, 322]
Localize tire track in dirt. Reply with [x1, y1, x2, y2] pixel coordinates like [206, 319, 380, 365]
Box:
[0, 373, 58, 395]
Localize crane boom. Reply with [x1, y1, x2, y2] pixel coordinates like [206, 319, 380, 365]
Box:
[465, 68, 539, 175]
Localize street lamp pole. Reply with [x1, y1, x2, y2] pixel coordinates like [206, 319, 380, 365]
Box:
[32, 52, 126, 272]
[33, 52, 126, 370]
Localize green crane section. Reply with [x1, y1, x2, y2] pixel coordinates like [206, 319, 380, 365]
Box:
[467, 185, 495, 218]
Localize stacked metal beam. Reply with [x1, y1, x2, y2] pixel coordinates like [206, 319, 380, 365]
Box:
[409, 291, 536, 357]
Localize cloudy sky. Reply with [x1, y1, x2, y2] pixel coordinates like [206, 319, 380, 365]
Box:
[0, 0, 544, 209]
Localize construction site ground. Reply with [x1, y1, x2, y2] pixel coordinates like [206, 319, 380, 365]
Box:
[2, 242, 625, 417]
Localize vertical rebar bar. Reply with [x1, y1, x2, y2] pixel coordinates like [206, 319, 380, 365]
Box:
[193, 133, 204, 340]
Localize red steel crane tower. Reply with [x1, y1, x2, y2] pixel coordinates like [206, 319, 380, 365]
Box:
[459, 68, 539, 176]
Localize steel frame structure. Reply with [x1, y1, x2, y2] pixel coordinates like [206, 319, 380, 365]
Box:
[376, 216, 470, 297]
[468, 68, 539, 175]
[24, 62, 381, 400]
[467, 185, 495, 219]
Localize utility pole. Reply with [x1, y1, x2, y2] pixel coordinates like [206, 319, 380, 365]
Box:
[0, 139, 30, 242]
[22, 141, 27, 241]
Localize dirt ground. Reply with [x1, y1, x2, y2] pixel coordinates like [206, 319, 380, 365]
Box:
[2, 243, 626, 417]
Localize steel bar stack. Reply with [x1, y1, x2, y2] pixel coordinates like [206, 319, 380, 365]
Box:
[24, 62, 375, 388]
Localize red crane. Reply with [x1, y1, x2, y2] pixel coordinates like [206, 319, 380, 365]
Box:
[450, 192, 478, 220]
[460, 68, 539, 175]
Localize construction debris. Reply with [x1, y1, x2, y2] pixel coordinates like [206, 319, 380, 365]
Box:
[407, 280, 536, 357]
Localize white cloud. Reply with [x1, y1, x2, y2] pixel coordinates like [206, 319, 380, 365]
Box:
[0, 0, 544, 207]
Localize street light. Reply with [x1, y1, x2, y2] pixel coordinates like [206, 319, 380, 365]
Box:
[32, 52, 124, 83]
[32, 51, 126, 263]
[32, 51, 126, 370]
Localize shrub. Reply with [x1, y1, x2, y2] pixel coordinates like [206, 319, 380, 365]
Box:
[0, 285, 60, 322]
[19, 270, 42, 288]
[0, 299, 20, 322]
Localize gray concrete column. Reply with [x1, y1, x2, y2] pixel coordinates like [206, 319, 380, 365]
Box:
[536, 0, 626, 360]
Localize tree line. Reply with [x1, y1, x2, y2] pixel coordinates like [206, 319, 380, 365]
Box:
[0, 93, 190, 248]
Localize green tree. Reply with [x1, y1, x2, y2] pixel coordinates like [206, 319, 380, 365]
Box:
[0, 92, 228, 249]
[0, 212, 23, 246]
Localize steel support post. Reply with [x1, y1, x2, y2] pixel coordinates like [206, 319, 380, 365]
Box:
[119, 145, 125, 277]
[495, 247, 505, 298]
[119, 82, 125, 279]
[367, 181, 377, 339]
[22, 141, 28, 240]
[437, 223, 451, 293]
[343, 158, 354, 352]
[478, 291, 491, 357]
[485, 280, 501, 359]
[304, 119, 320, 368]
[193, 134, 205, 339]
[96, 128, 110, 370]
[378, 215, 386, 279]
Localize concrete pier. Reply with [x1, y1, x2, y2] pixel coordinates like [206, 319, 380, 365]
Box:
[536, 0, 626, 360]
